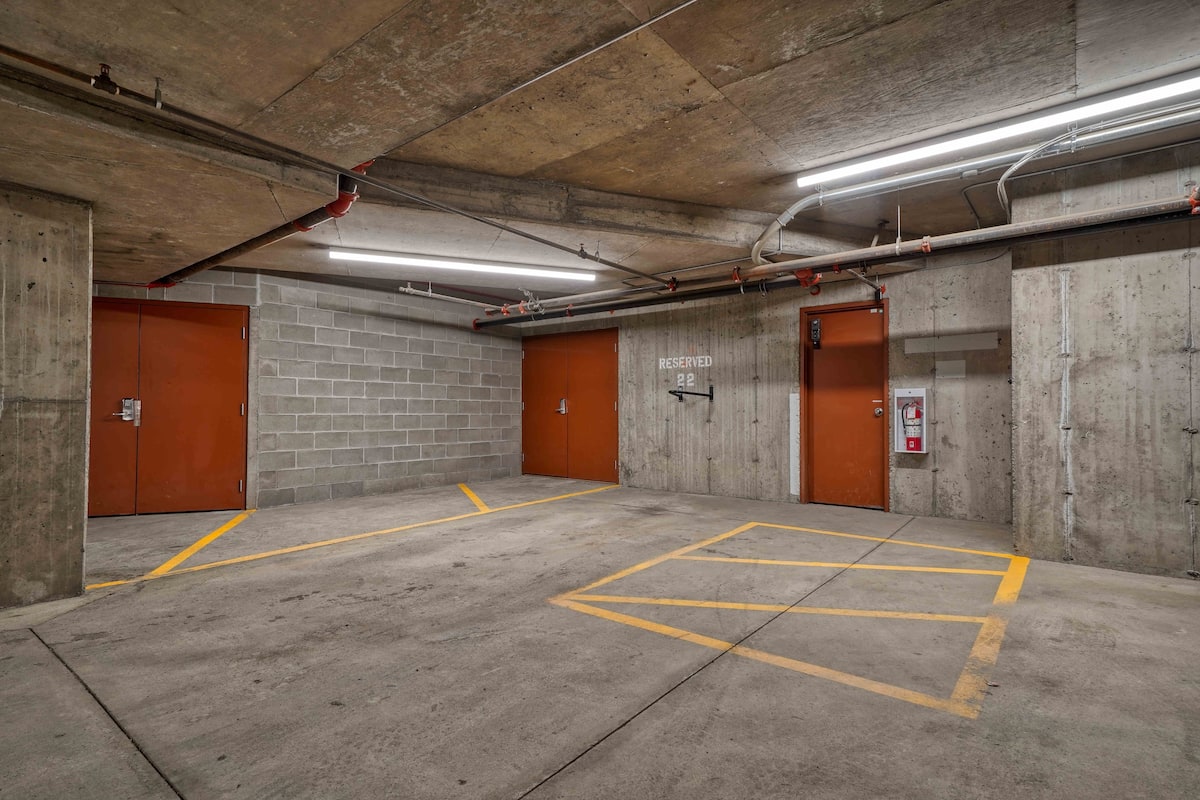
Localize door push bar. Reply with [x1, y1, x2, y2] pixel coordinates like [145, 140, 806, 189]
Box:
[668, 385, 714, 403]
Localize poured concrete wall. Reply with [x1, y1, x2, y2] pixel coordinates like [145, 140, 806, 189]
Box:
[0, 185, 91, 608]
[526, 257, 1013, 522]
[889, 253, 1012, 522]
[97, 270, 522, 509]
[1012, 145, 1200, 576]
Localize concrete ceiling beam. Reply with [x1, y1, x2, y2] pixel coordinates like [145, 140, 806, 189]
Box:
[0, 64, 333, 198]
[360, 159, 865, 257]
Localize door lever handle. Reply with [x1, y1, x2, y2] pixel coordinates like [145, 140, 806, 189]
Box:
[113, 397, 137, 422]
[556, 398, 567, 415]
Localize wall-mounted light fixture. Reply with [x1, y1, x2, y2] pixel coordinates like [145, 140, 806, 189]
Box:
[328, 248, 596, 282]
[795, 72, 1200, 189]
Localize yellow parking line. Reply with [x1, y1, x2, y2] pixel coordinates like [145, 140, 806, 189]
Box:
[84, 579, 132, 590]
[145, 484, 619, 580]
[992, 556, 1030, 606]
[458, 483, 490, 512]
[554, 521, 1029, 719]
[148, 510, 256, 576]
[559, 522, 759, 598]
[675, 555, 1007, 576]
[755, 523, 1015, 560]
[569, 594, 989, 623]
[553, 596, 974, 718]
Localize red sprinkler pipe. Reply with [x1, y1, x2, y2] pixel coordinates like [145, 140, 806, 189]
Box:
[150, 161, 374, 286]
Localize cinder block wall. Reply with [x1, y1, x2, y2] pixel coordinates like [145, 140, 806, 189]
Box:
[1012, 144, 1200, 576]
[254, 275, 520, 506]
[1, 185, 92, 608]
[96, 270, 521, 509]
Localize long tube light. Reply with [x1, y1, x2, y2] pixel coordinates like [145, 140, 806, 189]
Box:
[329, 248, 596, 282]
[796, 73, 1200, 189]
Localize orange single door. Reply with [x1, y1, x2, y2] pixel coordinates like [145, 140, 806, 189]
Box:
[565, 328, 618, 482]
[137, 303, 248, 513]
[88, 298, 248, 516]
[522, 329, 618, 482]
[804, 305, 887, 508]
[88, 301, 141, 516]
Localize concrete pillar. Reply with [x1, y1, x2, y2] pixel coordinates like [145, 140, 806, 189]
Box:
[0, 185, 92, 608]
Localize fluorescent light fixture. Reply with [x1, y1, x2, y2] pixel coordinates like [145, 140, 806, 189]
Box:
[329, 248, 596, 282]
[796, 73, 1200, 189]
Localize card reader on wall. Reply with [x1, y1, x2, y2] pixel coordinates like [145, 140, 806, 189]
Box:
[894, 388, 927, 454]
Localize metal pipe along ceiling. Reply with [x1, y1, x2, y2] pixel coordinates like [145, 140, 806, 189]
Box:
[474, 193, 1200, 329]
[749, 100, 1200, 266]
[154, 162, 374, 287]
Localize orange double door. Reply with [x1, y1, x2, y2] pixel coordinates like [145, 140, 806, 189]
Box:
[89, 298, 249, 516]
[521, 328, 618, 483]
[801, 302, 889, 510]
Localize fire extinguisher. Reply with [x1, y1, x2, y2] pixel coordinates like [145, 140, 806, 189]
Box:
[901, 400, 923, 451]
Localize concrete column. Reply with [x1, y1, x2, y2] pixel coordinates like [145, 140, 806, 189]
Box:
[0, 185, 92, 608]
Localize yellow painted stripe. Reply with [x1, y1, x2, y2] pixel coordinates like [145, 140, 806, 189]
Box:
[755, 522, 1015, 560]
[571, 594, 989, 623]
[85, 579, 132, 590]
[148, 510, 256, 576]
[950, 557, 1030, 712]
[555, 522, 759, 599]
[951, 615, 1009, 711]
[167, 484, 618, 578]
[458, 483, 490, 512]
[553, 597, 976, 718]
[991, 556, 1030, 606]
[674, 555, 1007, 576]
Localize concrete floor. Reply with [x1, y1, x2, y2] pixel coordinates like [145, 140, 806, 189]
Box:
[2, 476, 1198, 799]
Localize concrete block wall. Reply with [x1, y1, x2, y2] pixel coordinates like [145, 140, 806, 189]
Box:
[91, 268, 260, 306]
[0, 185, 92, 608]
[254, 275, 521, 506]
[96, 270, 522, 510]
[1011, 144, 1200, 576]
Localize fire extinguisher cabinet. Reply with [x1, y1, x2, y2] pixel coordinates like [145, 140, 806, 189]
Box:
[894, 388, 927, 454]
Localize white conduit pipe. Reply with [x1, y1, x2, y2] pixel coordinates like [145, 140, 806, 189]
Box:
[752, 101, 1200, 266]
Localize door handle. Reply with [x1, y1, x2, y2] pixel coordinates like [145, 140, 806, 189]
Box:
[112, 398, 142, 426]
[556, 398, 567, 415]
[874, 407, 884, 417]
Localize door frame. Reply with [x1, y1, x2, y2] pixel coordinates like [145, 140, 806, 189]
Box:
[90, 296, 251, 514]
[798, 299, 890, 509]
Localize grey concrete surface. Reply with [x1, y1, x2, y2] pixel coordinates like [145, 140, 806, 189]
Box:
[2, 477, 1197, 799]
[1012, 148, 1200, 577]
[0, 186, 91, 608]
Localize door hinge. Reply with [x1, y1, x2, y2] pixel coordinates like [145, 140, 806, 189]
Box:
[613, 401, 617, 412]
[238, 479, 244, 493]
[521, 351, 525, 360]
[242, 326, 247, 339]
[521, 453, 525, 462]
[521, 401, 525, 411]
[240, 403, 246, 416]
[614, 343, 617, 352]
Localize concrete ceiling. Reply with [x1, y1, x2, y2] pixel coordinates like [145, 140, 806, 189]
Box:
[2, 1, 1199, 303]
